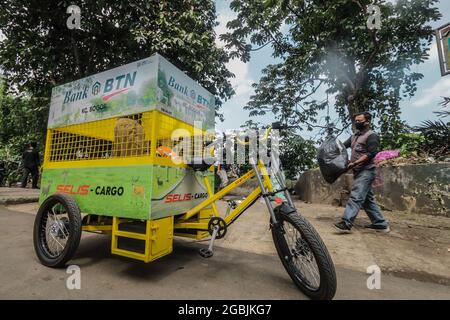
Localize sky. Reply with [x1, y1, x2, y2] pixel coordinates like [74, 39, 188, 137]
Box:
[1, 1, 448, 140]
[214, 0, 450, 139]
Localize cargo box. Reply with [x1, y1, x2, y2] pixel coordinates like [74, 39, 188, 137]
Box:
[40, 54, 216, 220]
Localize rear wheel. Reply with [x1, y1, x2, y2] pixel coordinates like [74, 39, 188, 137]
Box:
[33, 194, 82, 268]
[271, 204, 337, 300]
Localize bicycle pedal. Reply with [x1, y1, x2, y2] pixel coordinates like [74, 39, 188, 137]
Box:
[199, 248, 214, 258]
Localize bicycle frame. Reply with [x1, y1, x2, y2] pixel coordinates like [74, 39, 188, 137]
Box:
[79, 126, 298, 252]
[173, 148, 294, 238]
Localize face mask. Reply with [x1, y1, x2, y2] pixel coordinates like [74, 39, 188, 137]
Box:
[355, 122, 366, 130]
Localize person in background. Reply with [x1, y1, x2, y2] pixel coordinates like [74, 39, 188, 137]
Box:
[0, 160, 5, 187]
[334, 111, 390, 234]
[21, 142, 40, 189]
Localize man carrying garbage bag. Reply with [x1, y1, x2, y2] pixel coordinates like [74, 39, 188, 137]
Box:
[334, 111, 390, 234]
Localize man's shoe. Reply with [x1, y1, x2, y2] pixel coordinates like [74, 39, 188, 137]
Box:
[364, 224, 390, 233]
[334, 221, 352, 234]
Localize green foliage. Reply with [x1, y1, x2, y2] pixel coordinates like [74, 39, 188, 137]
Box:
[0, 0, 234, 117]
[409, 97, 450, 158]
[0, 82, 46, 184]
[380, 97, 450, 158]
[379, 98, 450, 159]
[436, 97, 450, 118]
[395, 133, 425, 157]
[0, 0, 236, 182]
[221, 0, 441, 131]
[279, 131, 317, 179]
[0, 144, 25, 186]
[398, 133, 424, 157]
[415, 119, 450, 158]
[0, 85, 47, 154]
[379, 118, 411, 150]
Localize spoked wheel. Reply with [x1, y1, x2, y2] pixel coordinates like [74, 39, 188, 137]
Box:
[33, 194, 82, 268]
[271, 204, 337, 300]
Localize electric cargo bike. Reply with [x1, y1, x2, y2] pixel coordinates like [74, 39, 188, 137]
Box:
[33, 54, 337, 300]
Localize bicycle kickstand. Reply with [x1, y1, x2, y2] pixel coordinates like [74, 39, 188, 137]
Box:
[199, 226, 219, 258]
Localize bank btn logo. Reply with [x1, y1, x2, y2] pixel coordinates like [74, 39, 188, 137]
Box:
[190, 89, 196, 101]
[167, 75, 210, 109]
[62, 71, 137, 105]
[92, 81, 101, 96]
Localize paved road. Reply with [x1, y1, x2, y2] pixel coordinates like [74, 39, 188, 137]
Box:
[0, 205, 449, 300]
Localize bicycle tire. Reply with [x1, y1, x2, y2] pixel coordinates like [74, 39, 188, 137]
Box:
[271, 205, 337, 300]
[33, 194, 82, 268]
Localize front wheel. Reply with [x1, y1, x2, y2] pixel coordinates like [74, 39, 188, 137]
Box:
[271, 204, 337, 300]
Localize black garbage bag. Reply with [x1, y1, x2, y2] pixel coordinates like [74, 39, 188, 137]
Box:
[317, 135, 349, 184]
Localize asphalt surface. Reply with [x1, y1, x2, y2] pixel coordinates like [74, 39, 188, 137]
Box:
[0, 205, 449, 300]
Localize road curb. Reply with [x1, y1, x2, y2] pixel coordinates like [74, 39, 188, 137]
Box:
[0, 197, 39, 205]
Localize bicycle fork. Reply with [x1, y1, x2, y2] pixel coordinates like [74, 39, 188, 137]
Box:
[252, 152, 296, 226]
[252, 158, 298, 263]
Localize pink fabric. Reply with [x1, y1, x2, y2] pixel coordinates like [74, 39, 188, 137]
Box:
[374, 150, 400, 162]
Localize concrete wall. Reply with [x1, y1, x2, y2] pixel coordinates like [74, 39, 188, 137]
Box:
[294, 163, 450, 216]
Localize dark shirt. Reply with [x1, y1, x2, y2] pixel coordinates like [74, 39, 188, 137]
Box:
[343, 129, 379, 173]
[22, 148, 40, 168]
[343, 132, 379, 160]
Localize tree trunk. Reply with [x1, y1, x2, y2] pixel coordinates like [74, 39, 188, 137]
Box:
[347, 94, 359, 132]
[70, 31, 83, 77]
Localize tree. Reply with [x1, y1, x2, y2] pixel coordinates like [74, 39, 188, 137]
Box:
[0, 79, 48, 184]
[0, 0, 234, 119]
[221, 0, 441, 132]
[414, 97, 450, 158]
[279, 130, 317, 179]
[0, 79, 48, 156]
[437, 97, 450, 118]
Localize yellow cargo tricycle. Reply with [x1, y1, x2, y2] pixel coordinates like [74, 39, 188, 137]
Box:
[33, 54, 336, 300]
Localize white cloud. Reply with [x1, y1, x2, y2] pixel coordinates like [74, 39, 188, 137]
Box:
[215, 10, 254, 97]
[215, 12, 233, 49]
[426, 42, 439, 64]
[226, 58, 254, 96]
[412, 76, 450, 108]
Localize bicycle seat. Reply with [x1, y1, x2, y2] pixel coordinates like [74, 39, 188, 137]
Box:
[187, 156, 215, 171]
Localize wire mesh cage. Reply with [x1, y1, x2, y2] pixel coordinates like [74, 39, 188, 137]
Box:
[45, 110, 215, 166]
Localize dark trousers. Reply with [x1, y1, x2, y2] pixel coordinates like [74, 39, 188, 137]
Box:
[21, 166, 39, 188]
[342, 168, 388, 228]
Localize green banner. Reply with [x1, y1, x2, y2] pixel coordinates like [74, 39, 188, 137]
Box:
[40, 166, 153, 219]
[40, 165, 214, 220]
[447, 37, 450, 68]
[48, 54, 215, 129]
